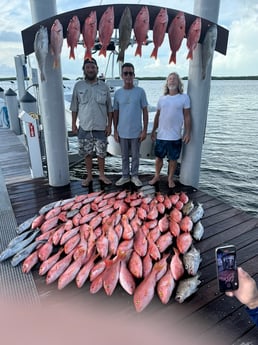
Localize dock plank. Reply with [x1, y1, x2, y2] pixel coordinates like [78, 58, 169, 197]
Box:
[1, 128, 258, 344]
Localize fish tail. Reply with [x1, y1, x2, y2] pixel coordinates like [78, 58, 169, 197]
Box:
[40, 71, 46, 82]
[53, 58, 59, 69]
[150, 47, 157, 59]
[84, 49, 92, 60]
[134, 44, 142, 57]
[117, 50, 125, 63]
[186, 50, 193, 60]
[98, 47, 106, 57]
[169, 52, 176, 64]
[69, 47, 75, 60]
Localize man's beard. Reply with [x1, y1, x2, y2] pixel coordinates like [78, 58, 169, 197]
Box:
[85, 73, 97, 81]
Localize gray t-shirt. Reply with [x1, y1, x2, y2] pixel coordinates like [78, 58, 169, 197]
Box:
[113, 86, 148, 138]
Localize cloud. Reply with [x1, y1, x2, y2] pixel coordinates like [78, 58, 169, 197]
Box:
[0, 1, 257, 79]
[0, 31, 21, 42]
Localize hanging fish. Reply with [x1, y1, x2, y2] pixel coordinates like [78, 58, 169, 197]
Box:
[117, 7, 132, 63]
[201, 24, 218, 79]
[150, 8, 168, 60]
[98, 6, 114, 57]
[186, 17, 202, 60]
[66, 15, 81, 60]
[82, 10, 97, 60]
[133, 6, 149, 57]
[34, 26, 48, 82]
[50, 19, 64, 68]
[168, 11, 186, 64]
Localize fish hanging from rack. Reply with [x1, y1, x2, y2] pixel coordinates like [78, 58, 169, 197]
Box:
[186, 17, 202, 60]
[117, 6, 132, 63]
[98, 6, 114, 57]
[82, 10, 97, 60]
[66, 15, 81, 60]
[133, 6, 149, 57]
[168, 11, 186, 64]
[150, 8, 168, 60]
[201, 24, 218, 79]
[50, 19, 64, 68]
[34, 26, 48, 82]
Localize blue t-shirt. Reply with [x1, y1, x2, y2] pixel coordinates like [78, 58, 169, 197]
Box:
[113, 86, 148, 139]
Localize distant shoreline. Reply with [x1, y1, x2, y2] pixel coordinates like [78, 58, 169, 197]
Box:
[1, 75, 258, 82]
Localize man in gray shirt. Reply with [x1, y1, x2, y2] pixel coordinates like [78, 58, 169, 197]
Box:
[70, 58, 113, 186]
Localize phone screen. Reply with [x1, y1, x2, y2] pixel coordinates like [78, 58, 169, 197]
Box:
[215, 245, 239, 292]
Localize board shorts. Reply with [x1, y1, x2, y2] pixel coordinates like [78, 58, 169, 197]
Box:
[154, 138, 182, 161]
[78, 128, 107, 158]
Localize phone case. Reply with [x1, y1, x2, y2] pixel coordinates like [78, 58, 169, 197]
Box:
[215, 245, 239, 292]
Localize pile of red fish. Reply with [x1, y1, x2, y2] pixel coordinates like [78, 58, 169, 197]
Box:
[1, 189, 205, 312]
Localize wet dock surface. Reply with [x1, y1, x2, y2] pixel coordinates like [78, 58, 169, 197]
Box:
[1, 128, 258, 344]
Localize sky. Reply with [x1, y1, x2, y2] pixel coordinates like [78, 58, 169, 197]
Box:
[0, 0, 258, 80]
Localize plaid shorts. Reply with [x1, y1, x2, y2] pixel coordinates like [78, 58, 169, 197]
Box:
[78, 128, 107, 158]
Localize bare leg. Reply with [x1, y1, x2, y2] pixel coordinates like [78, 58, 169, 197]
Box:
[149, 157, 163, 185]
[81, 155, 93, 186]
[98, 156, 112, 184]
[168, 160, 177, 188]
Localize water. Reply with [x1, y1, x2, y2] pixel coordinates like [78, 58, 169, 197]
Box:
[1, 79, 257, 217]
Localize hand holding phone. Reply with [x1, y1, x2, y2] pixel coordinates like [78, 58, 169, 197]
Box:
[215, 245, 239, 292]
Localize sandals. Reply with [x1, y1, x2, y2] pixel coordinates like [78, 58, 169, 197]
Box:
[81, 178, 93, 187]
[99, 177, 112, 185]
[149, 177, 160, 185]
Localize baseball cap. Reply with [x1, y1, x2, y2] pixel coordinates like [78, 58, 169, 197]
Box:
[83, 58, 98, 68]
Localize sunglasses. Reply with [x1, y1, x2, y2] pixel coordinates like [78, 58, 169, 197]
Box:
[123, 71, 134, 76]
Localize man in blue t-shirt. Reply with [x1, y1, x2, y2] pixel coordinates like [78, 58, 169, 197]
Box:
[113, 62, 148, 187]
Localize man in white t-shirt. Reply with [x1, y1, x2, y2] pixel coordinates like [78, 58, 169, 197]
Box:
[149, 72, 191, 189]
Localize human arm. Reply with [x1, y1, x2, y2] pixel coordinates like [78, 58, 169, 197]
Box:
[139, 106, 148, 142]
[226, 267, 258, 326]
[150, 110, 160, 141]
[105, 111, 113, 137]
[71, 111, 78, 134]
[113, 109, 119, 142]
[182, 108, 191, 144]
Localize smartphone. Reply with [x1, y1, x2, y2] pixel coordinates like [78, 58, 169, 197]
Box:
[215, 245, 239, 292]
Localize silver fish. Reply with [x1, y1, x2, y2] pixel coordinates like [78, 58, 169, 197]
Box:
[11, 240, 46, 267]
[8, 228, 37, 248]
[54, 197, 75, 208]
[189, 203, 204, 223]
[175, 274, 201, 303]
[117, 7, 132, 63]
[0, 229, 40, 262]
[17, 214, 37, 234]
[183, 246, 202, 276]
[39, 201, 57, 215]
[193, 220, 204, 241]
[201, 24, 217, 80]
[66, 209, 79, 218]
[182, 200, 194, 216]
[34, 25, 49, 82]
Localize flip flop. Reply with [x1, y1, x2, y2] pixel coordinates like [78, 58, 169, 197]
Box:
[99, 177, 112, 185]
[149, 177, 160, 185]
[81, 179, 93, 187]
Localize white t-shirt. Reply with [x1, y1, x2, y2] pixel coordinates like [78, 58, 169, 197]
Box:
[156, 93, 190, 140]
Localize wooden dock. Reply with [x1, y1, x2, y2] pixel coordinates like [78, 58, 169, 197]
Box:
[0, 128, 257, 344]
